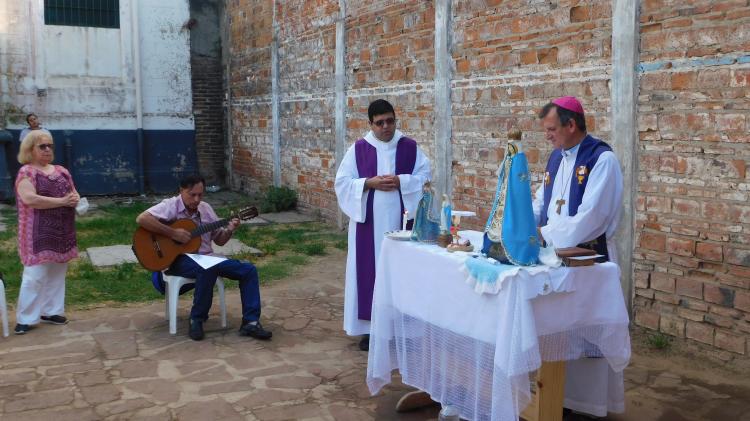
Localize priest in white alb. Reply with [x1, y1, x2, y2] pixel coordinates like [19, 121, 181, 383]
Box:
[532, 96, 626, 418]
[335, 99, 431, 351]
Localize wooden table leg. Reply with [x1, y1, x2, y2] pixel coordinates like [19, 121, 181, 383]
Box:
[520, 360, 567, 421]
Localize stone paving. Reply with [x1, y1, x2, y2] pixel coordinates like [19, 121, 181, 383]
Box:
[0, 249, 442, 421]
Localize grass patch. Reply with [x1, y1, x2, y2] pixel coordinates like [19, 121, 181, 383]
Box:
[0, 203, 346, 309]
[257, 255, 310, 283]
[75, 203, 150, 249]
[293, 243, 327, 256]
[646, 332, 672, 350]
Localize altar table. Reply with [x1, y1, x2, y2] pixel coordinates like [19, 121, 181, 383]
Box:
[366, 231, 630, 421]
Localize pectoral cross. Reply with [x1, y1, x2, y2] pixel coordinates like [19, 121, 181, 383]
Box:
[555, 198, 565, 214]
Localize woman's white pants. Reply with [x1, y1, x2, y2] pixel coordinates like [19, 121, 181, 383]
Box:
[16, 262, 67, 325]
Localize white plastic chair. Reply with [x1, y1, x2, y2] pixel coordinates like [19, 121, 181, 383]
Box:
[163, 273, 227, 335]
[0, 277, 8, 337]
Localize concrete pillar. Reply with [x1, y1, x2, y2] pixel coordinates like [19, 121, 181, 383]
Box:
[271, 0, 281, 187]
[433, 0, 453, 200]
[334, 0, 347, 229]
[611, 0, 640, 313]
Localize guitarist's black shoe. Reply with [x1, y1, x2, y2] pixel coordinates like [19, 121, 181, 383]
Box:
[189, 319, 205, 341]
[239, 320, 272, 340]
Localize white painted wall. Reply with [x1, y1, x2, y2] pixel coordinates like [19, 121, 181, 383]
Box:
[0, 0, 194, 131]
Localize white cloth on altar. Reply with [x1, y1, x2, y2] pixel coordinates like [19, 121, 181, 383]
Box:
[532, 141, 625, 417]
[367, 233, 631, 421]
[335, 129, 431, 336]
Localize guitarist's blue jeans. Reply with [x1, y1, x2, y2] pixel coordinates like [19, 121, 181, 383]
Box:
[168, 255, 262, 323]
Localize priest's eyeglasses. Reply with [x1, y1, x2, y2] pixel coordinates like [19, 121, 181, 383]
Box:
[372, 117, 396, 127]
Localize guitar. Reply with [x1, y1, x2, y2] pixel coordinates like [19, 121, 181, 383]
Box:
[132, 206, 258, 271]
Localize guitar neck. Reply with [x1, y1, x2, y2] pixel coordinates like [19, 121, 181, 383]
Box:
[191, 218, 231, 238]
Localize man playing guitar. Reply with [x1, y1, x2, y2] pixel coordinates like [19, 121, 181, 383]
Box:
[135, 174, 272, 341]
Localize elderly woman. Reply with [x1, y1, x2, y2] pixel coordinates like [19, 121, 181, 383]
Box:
[14, 131, 79, 334]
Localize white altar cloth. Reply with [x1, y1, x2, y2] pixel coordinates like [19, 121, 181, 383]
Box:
[366, 230, 630, 421]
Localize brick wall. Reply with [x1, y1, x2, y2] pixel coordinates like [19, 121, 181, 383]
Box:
[277, 0, 338, 216]
[226, 0, 275, 194]
[192, 54, 225, 184]
[226, 1, 750, 360]
[450, 0, 613, 225]
[634, 1, 750, 360]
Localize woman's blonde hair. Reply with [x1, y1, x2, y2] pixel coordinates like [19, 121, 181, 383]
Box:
[18, 130, 54, 164]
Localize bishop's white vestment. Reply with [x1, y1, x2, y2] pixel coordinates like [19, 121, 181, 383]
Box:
[532, 137, 626, 417]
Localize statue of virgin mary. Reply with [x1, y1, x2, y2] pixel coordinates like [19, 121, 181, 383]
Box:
[481, 130, 540, 265]
[410, 182, 442, 243]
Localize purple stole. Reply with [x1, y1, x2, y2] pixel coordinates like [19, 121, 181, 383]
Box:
[541, 135, 612, 260]
[354, 137, 417, 320]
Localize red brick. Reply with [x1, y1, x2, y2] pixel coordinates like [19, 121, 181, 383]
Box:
[715, 330, 746, 355]
[729, 265, 750, 279]
[672, 198, 701, 216]
[709, 306, 742, 319]
[677, 307, 705, 322]
[660, 314, 685, 338]
[731, 69, 750, 87]
[674, 156, 687, 173]
[635, 309, 660, 330]
[675, 277, 703, 299]
[704, 284, 735, 307]
[685, 321, 714, 345]
[715, 114, 746, 131]
[696, 69, 732, 88]
[636, 288, 655, 300]
[670, 71, 697, 90]
[651, 272, 675, 293]
[640, 155, 659, 171]
[702, 202, 741, 223]
[672, 226, 699, 237]
[686, 113, 710, 132]
[520, 50, 537, 65]
[679, 298, 708, 312]
[570, 6, 590, 23]
[658, 114, 687, 133]
[537, 47, 558, 64]
[655, 291, 680, 305]
[730, 160, 747, 179]
[695, 242, 723, 262]
[666, 237, 695, 257]
[704, 313, 734, 329]
[634, 271, 650, 289]
[646, 196, 671, 213]
[641, 232, 666, 251]
[456, 58, 470, 73]
[736, 290, 750, 313]
[726, 248, 750, 267]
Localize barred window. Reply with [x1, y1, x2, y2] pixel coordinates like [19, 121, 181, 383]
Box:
[45, 0, 120, 29]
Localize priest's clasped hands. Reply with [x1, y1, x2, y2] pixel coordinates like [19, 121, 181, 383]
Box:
[365, 175, 401, 191]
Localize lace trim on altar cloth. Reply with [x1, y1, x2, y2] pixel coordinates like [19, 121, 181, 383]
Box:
[367, 308, 630, 421]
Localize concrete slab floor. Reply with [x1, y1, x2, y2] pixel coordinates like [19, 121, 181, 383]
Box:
[0, 249, 748, 420]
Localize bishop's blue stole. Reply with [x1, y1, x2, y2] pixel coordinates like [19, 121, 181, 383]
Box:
[354, 137, 417, 320]
[541, 135, 612, 261]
